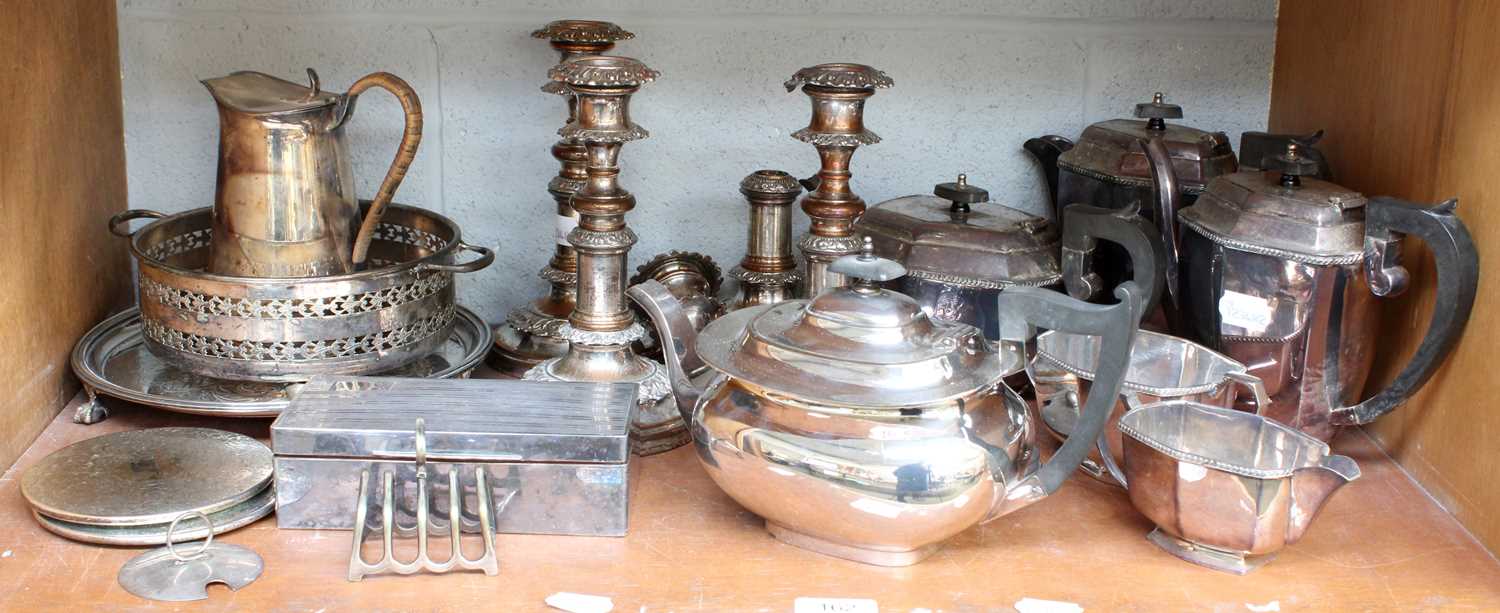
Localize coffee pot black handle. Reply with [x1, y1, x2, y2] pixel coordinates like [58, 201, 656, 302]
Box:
[1331, 197, 1479, 426]
[1023, 135, 1074, 218]
[998, 282, 1147, 495]
[1060, 203, 1166, 316]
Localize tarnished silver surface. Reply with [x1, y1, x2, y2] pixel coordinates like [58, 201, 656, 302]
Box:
[1180, 168, 1368, 264]
[1118, 401, 1359, 574]
[113, 203, 492, 382]
[523, 55, 684, 455]
[272, 377, 635, 536]
[857, 176, 1061, 339]
[1029, 329, 1269, 486]
[22, 428, 272, 526]
[118, 513, 265, 602]
[786, 63, 892, 294]
[488, 20, 635, 377]
[32, 485, 275, 546]
[202, 69, 423, 277]
[730, 170, 803, 309]
[70, 306, 490, 420]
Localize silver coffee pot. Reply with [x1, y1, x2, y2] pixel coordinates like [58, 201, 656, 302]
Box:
[1176, 143, 1480, 440]
[628, 240, 1146, 566]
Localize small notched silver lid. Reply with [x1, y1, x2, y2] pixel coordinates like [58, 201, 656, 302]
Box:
[694, 239, 1019, 408]
[272, 376, 638, 464]
[858, 175, 1062, 289]
[202, 69, 341, 115]
[1180, 143, 1369, 264]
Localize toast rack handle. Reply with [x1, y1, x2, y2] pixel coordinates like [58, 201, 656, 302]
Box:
[109, 209, 167, 238]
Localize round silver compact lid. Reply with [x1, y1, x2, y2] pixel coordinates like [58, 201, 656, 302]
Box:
[22, 428, 273, 526]
[695, 241, 1016, 408]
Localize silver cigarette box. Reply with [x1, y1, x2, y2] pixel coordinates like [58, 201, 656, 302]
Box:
[271, 376, 637, 537]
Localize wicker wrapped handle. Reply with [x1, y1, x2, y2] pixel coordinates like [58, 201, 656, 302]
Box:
[347, 72, 423, 269]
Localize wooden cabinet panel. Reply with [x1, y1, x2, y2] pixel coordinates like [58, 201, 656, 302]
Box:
[1270, 0, 1500, 554]
[0, 1, 132, 468]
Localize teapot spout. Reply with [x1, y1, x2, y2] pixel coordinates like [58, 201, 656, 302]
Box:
[1288, 454, 1360, 542]
[627, 280, 705, 426]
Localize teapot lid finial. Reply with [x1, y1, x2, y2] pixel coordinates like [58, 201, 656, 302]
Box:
[1265, 141, 1320, 188]
[933, 173, 990, 214]
[828, 236, 906, 291]
[1135, 91, 1184, 131]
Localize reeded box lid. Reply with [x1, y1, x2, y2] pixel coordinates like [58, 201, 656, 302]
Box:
[272, 376, 637, 464]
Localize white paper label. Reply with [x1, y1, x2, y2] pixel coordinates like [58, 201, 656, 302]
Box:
[545, 592, 613, 613]
[794, 598, 878, 613]
[556, 214, 578, 246]
[1015, 598, 1084, 613]
[1218, 290, 1274, 333]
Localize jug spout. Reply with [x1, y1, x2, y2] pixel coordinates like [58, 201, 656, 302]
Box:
[1023, 135, 1073, 219]
[627, 280, 705, 425]
[1288, 453, 1360, 542]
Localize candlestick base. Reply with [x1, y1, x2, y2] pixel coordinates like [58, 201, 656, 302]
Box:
[521, 348, 682, 456]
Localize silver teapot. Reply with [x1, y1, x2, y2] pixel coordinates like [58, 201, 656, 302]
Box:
[628, 239, 1147, 566]
[1177, 143, 1480, 440]
[855, 175, 1061, 341]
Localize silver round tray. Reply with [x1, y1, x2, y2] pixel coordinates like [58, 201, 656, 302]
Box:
[22, 428, 273, 526]
[32, 484, 274, 546]
[71, 306, 490, 420]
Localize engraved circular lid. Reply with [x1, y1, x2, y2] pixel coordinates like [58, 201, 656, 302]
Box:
[22, 428, 273, 526]
[31, 485, 275, 546]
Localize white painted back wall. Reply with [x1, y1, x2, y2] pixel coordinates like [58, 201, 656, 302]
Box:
[117, 0, 1276, 323]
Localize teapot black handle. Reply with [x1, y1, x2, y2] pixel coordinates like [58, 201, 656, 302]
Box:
[997, 282, 1147, 495]
[1060, 203, 1166, 315]
[1023, 135, 1073, 219]
[1331, 197, 1478, 425]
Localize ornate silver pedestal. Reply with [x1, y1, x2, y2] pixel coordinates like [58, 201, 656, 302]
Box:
[785, 63, 893, 294]
[489, 20, 634, 376]
[522, 56, 681, 456]
[728, 170, 803, 308]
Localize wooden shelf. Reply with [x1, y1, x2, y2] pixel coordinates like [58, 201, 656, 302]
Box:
[2, 383, 1497, 610]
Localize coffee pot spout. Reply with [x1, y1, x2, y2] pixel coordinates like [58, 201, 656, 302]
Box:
[1289, 454, 1360, 542]
[627, 280, 705, 425]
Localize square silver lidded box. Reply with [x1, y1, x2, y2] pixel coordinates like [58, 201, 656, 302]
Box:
[271, 376, 637, 537]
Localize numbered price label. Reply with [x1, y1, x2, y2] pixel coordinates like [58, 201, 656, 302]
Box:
[794, 597, 879, 613]
[1218, 290, 1274, 333]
